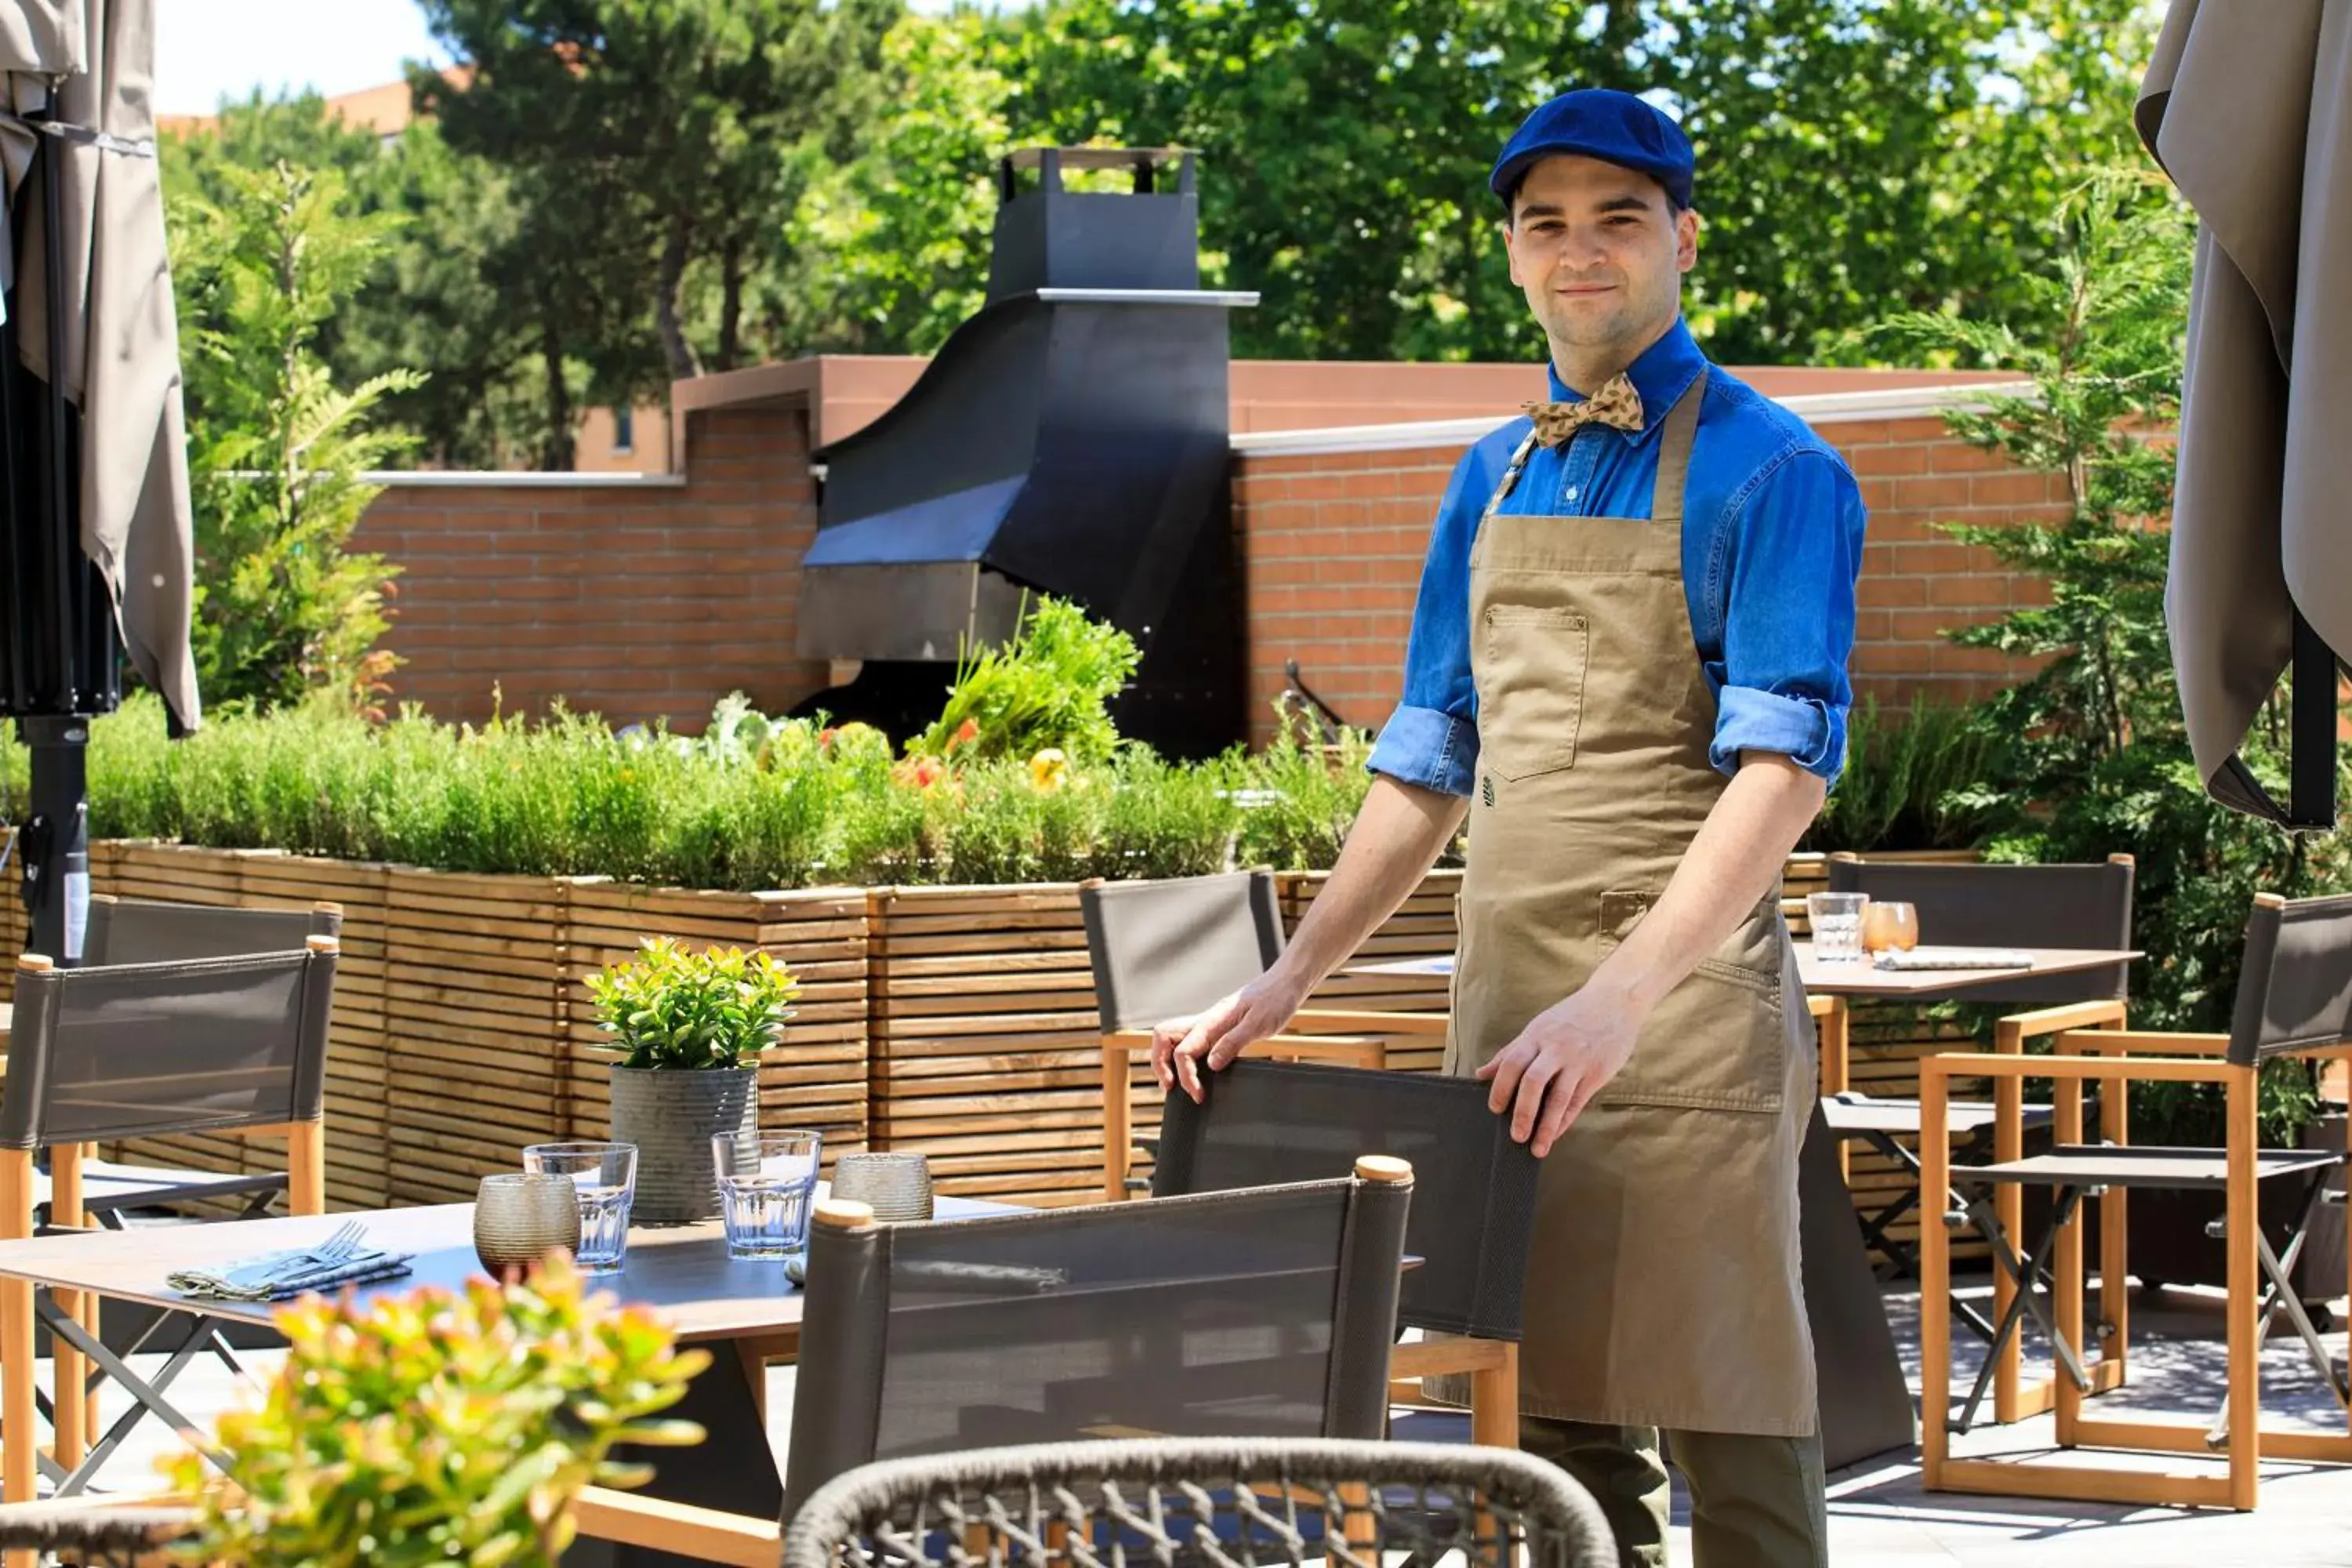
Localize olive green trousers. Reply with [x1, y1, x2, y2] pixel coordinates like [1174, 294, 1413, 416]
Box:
[1521, 1415, 1828, 1568]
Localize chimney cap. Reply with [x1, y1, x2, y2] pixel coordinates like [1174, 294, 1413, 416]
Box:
[1005, 145, 1192, 174]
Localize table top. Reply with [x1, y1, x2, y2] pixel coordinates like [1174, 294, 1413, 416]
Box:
[0, 1189, 1018, 1341]
[1344, 945, 2140, 997]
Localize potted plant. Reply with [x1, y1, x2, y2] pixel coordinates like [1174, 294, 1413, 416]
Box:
[588, 936, 799, 1224]
[163, 1256, 705, 1565]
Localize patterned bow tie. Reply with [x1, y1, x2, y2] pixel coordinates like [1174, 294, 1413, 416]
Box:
[1523, 373, 1646, 447]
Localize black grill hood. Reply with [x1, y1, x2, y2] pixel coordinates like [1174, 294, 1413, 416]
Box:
[794, 147, 1256, 757]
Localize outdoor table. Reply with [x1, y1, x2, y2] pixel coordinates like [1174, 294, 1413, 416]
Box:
[0, 1191, 1017, 1568]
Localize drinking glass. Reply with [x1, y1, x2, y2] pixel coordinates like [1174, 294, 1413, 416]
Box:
[1806, 892, 1870, 963]
[522, 1142, 638, 1272]
[712, 1130, 823, 1261]
[1860, 900, 1921, 954]
[474, 1172, 581, 1283]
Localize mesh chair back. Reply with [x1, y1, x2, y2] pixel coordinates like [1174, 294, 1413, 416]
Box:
[786, 1175, 1412, 1519]
[1824, 857, 2133, 1003]
[2229, 894, 2352, 1065]
[1080, 873, 1286, 1033]
[782, 1437, 1617, 1568]
[1152, 1060, 1537, 1340]
[0, 949, 338, 1148]
[84, 895, 340, 966]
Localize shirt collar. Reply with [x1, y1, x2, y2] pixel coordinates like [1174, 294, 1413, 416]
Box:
[1544, 317, 1706, 437]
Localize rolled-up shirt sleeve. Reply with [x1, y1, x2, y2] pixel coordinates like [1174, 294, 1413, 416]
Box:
[1707, 447, 1867, 783]
[1366, 444, 1491, 797]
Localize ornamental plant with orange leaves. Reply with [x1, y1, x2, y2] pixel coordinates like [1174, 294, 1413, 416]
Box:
[164, 1256, 706, 1566]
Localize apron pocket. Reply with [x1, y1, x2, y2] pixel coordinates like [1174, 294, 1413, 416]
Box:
[1473, 606, 1588, 782]
[1595, 895, 1788, 1114]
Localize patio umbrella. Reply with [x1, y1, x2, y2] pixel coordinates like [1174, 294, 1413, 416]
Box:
[2137, 0, 2351, 829]
[1, 0, 198, 962]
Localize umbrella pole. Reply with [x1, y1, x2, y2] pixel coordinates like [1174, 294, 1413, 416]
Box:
[18, 716, 88, 964]
[14, 113, 94, 965]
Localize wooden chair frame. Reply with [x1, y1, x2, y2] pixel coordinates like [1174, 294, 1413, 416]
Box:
[1813, 989, 2132, 1426]
[1920, 1032, 2352, 1510]
[0, 946, 333, 1544]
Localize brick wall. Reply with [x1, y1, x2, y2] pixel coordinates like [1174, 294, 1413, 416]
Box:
[353, 404, 830, 728]
[350, 386, 2068, 742]
[1233, 408, 2066, 743]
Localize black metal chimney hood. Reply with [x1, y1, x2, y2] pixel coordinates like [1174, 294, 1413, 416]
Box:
[793, 147, 1257, 758]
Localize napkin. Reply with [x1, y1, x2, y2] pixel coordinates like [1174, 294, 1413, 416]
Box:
[1870, 946, 2034, 972]
[168, 1246, 414, 1303]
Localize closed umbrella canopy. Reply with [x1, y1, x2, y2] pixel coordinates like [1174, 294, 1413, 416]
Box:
[2, 0, 198, 733]
[2137, 0, 2351, 828]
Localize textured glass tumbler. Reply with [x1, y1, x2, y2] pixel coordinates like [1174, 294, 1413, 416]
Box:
[474, 1173, 582, 1283]
[713, 1130, 822, 1260]
[1806, 892, 1870, 963]
[523, 1142, 638, 1272]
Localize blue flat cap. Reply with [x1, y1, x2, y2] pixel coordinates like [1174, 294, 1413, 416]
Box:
[1490, 89, 1693, 209]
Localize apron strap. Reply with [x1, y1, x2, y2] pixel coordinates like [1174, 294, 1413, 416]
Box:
[1650, 368, 1708, 528]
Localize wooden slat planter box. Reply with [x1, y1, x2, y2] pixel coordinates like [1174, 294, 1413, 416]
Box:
[865, 884, 1110, 1207]
[561, 880, 870, 1173]
[0, 839, 1995, 1243]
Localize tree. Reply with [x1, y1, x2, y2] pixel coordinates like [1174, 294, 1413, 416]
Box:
[417, 0, 898, 401]
[768, 9, 1013, 356]
[162, 96, 554, 469]
[994, 0, 2158, 366]
[1877, 167, 2350, 1142]
[169, 162, 419, 715]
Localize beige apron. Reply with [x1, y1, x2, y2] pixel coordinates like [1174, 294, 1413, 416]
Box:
[1446, 371, 1818, 1436]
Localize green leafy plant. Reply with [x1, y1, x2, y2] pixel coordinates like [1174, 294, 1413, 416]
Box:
[1875, 165, 2352, 1144]
[165, 1256, 706, 1566]
[909, 595, 1142, 765]
[587, 937, 800, 1069]
[169, 159, 423, 717]
[1801, 693, 2009, 854]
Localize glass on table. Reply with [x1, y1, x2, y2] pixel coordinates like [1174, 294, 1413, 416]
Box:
[712, 1130, 823, 1261]
[1806, 892, 1870, 963]
[522, 1142, 638, 1272]
[1860, 899, 1921, 954]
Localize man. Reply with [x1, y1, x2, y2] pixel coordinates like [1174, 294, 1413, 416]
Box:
[1153, 89, 1864, 1566]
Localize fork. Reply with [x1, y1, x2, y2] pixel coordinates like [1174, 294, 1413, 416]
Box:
[288, 1220, 365, 1268]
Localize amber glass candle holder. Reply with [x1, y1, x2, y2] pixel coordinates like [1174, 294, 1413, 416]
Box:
[1860, 900, 1921, 954]
[474, 1172, 583, 1284]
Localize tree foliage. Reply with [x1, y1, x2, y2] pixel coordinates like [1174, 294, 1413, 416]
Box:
[169, 161, 418, 717]
[1878, 166, 2352, 1143]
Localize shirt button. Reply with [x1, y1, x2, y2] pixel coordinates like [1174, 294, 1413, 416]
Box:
[1565, 486, 1581, 502]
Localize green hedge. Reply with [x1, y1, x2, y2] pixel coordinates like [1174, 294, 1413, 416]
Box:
[1, 695, 1374, 889]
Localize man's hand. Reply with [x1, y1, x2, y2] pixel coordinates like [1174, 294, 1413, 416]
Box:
[1475, 983, 1649, 1157]
[1151, 973, 1307, 1103]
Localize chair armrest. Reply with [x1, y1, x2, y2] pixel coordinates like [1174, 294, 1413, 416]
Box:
[2053, 1029, 2230, 1057]
[1290, 1008, 1450, 1036]
[1922, 1053, 2230, 1087]
[1998, 1000, 2129, 1043]
[571, 1486, 781, 1566]
[1261, 1033, 1386, 1058]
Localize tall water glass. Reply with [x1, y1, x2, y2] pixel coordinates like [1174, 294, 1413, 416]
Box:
[523, 1142, 638, 1272]
[713, 1131, 822, 1261]
[1806, 892, 1870, 964]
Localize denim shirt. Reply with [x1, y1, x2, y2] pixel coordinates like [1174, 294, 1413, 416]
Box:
[1367, 318, 1867, 794]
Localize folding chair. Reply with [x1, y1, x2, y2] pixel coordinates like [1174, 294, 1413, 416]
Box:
[1821, 853, 2135, 1423]
[1921, 891, 2352, 1509]
[1150, 1059, 1538, 1445]
[0, 940, 339, 1512]
[567, 1160, 1417, 1565]
[54, 897, 344, 1228]
[1080, 871, 1447, 1200]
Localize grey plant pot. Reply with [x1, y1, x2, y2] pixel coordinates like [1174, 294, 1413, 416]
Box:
[608, 1064, 760, 1225]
